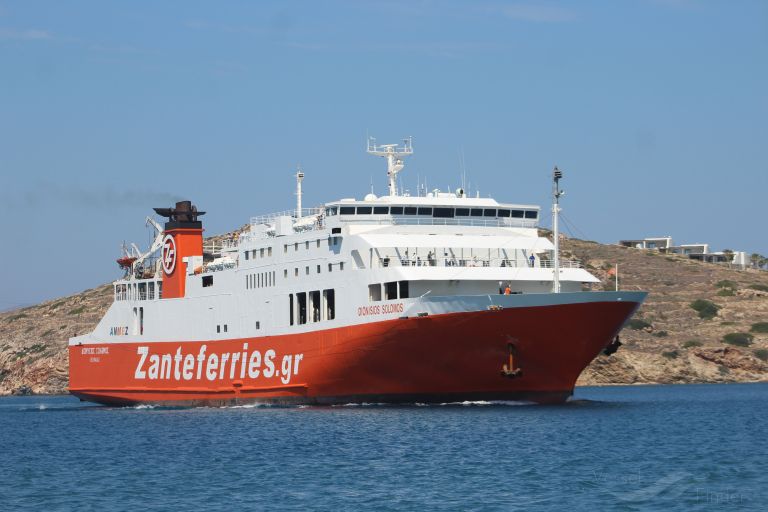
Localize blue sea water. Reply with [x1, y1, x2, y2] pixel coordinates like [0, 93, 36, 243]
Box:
[0, 384, 766, 511]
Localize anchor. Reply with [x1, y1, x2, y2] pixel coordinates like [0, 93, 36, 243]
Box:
[501, 340, 523, 379]
[603, 335, 622, 356]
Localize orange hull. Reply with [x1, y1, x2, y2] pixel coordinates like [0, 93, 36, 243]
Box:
[69, 300, 639, 406]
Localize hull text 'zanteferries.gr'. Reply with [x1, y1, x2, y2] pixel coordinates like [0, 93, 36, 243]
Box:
[69, 138, 646, 406]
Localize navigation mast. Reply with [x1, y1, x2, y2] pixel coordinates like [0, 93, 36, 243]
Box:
[552, 167, 564, 293]
[367, 136, 413, 197]
[295, 167, 304, 220]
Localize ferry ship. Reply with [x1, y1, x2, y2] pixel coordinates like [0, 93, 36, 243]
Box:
[69, 138, 646, 406]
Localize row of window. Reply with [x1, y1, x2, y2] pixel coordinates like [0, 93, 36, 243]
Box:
[333, 206, 538, 219]
[246, 271, 276, 290]
[116, 281, 161, 301]
[244, 246, 273, 260]
[284, 239, 324, 254]
[369, 281, 410, 302]
[284, 262, 345, 279]
[289, 289, 336, 326]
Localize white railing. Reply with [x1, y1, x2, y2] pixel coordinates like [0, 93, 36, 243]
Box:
[203, 239, 239, 255]
[378, 257, 581, 269]
[538, 259, 582, 269]
[249, 208, 324, 228]
[342, 217, 537, 228]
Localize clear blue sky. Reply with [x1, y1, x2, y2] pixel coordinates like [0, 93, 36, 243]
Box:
[1, 0, 766, 308]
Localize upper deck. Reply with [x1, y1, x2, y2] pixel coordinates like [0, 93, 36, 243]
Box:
[241, 193, 540, 243]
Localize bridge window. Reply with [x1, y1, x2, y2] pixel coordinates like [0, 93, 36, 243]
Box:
[484, 209, 496, 217]
[498, 209, 511, 218]
[525, 210, 538, 219]
[340, 206, 355, 215]
[511, 210, 524, 218]
[456, 208, 470, 216]
[373, 206, 389, 214]
[390, 206, 404, 215]
[357, 206, 372, 214]
[470, 208, 483, 217]
[404, 207, 417, 215]
[433, 207, 454, 218]
[418, 207, 433, 215]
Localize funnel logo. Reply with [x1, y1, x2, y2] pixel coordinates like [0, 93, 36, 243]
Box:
[162, 234, 177, 275]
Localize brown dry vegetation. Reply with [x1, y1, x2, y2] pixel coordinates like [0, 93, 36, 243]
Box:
[566, 239, 768, 386]
[1, 236, 767, 395]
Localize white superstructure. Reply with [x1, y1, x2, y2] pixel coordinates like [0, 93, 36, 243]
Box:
[72, 140, 599, 347]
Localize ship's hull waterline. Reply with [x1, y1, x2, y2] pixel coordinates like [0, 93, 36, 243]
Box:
[69, 292, 644, 406]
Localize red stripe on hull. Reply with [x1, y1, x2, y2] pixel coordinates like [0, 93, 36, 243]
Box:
[69, 300, 639, 406]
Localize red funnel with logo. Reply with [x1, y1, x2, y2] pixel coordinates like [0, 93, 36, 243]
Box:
[153, 201, 205, 299]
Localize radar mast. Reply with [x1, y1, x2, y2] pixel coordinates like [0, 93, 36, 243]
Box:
[367, 136, 413, 197]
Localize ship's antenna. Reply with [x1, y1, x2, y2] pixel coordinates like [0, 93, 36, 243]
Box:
[295, 166, 305, 220]
[367, 136, 413, 197]
[552, 166, 564, 293]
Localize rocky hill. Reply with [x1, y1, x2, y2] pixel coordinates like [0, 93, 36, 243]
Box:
[1, 236, 767, 395]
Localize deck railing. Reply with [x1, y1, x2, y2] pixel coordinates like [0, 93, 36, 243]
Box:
[378, 257, 581, 269]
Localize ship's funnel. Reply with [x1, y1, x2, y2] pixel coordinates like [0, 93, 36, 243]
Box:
[153, 201, 205, 299]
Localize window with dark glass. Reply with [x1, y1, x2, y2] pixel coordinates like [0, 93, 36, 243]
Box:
[373, 206, 389, 214]
[433, 207, 454, 218]
[417, 207, 433, 215]
[390, 206, 404, 215]
[323, 289, 335, 320]
[399, 281, 409, 299]
[289, 294, 294, 325]
[404, 207, 418, 215]
[470, 209, 483, 217]
[525, 210, 538, 219]
[484, 209, 496, 217]
[511, 210, 524, 218]
[340, 206, 355, 215]
[297, 292, 307, 325]
[357, 206, 372, 214]
[498, 209, 511, 217]
[310, 290, 321, 322]
[384, 281, 398, 300]
[455, 208, 470, 216]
